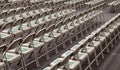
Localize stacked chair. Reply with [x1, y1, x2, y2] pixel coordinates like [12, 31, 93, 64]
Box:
[43, 13, 120, 70]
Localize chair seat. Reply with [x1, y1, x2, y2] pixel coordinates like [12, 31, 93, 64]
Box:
[85, 46, 95, 53]
[20, 46, 34, 56]
[61, 50, 73, 58]
[109, 28, 116, 33]
[22, 13, 29, 18]
[0, 32, 11, 38]
[68, 59, 80, 69]
[0, 62, 5, 69]
[11, 26, 23, 34]
[43, 66, 64, 70]
[33, 41, 44, 49]
[61, 26, 69, 33]
[43, 36, 53, 43]
[53, 31, 62, 38]
[4, 52, 21, 63]
[29, 11, 35, 16]
[50, 58, 63, 66]
[78, 51, 88, 60]
[31, 21, 39, 27]
[0, 19, 5, 25]
[7, 17, 14, 22]
[93, 41, 101, 48]
[103, 32, 111, 37]
[38, 18, 46, 24]
[67, 23, 75, 30]
[35, 36, 53, 43]
[15, 15, 22, 20]
[58, 12, 64, 17]
[45, 15, 52, 21]
[70, 45, 80, 52]
[99, 36, 106, 42]
[51, 13, 57, 19]
[22, 23, 31, 31]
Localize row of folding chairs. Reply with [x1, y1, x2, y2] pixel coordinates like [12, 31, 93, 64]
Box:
[85, 0, 105, 8]
[0, 4, 75, 27]
[0, 4, 104, 70]
[0, 1, 50, 13]
[31, 0, 65, 9]
[0, 0, 66, 13]
[108, 0, 120, 13]
[0, 4, 76, 45]
[0, 0, 31, 11]
[64, 0, 86, 10]
[0, 0, 8, 4]
[43, 13, 120, 70]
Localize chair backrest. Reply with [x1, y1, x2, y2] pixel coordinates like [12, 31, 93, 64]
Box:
[35, 28, 46, 38]
[23, 16, 32, 24]
[46, 24, 55, 33]
[0, 22, 13, 32]
[0, 44, 7, 59]
[0, 44, 7, 55]
[32, 14, 39, 21]
[11, 3, 17, 8]
[40, 11, 47, 17]
[3, 3, 10, 10]
[13, 19, 23, 26]
[71, 45, 81, 57]
[47, 9, 53, 15]
[16, 8, 24, 14]
[24, 6, 30, 12]
[0, 12, 7, 19]
[7, 38, 22, 51]
[58, 56, 71, 68]
[30, 5, 36, 11]
[22, 33, 35, 44]
[55, 21, 62, 29]
[8, 10, 16, 17]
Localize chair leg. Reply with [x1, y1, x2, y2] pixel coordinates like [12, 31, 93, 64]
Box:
[54, 38, 58, 54]
[44, 44, 50, 60]
[21, 54, 27, 70]
[99, 44, 104, 59]
[62, 34, 66, 49]
[105, 40, 109, 53]
[86, 54, 92, 70]
[33, 49, 40, 67]
[93, 49, 99, 66]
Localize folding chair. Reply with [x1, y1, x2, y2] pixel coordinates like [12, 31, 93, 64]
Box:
[0, 22, 13, 45]
[92, 31, 105, 59]
[59, 50, 80, 70]
[10, 19, 23, 39]
[7, 10, 16, 22]
[34, 28, 53, 60]
[54, 21, 66, 48]
[2, 43, 21, 70]
[52, 8, 59, 19]
[78, 37, 96, 70]
[62, 18, 73, 44]
[0, 44, 7, 70]
[44, 24, 59, 54]
[38, 11, 47, 23]
[15, 8, 24, 19]
[23, 6, 31, 18]
[3, 3, 11, 12]
[0, 12, 7, 24]
[21, 16, 33, 37]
